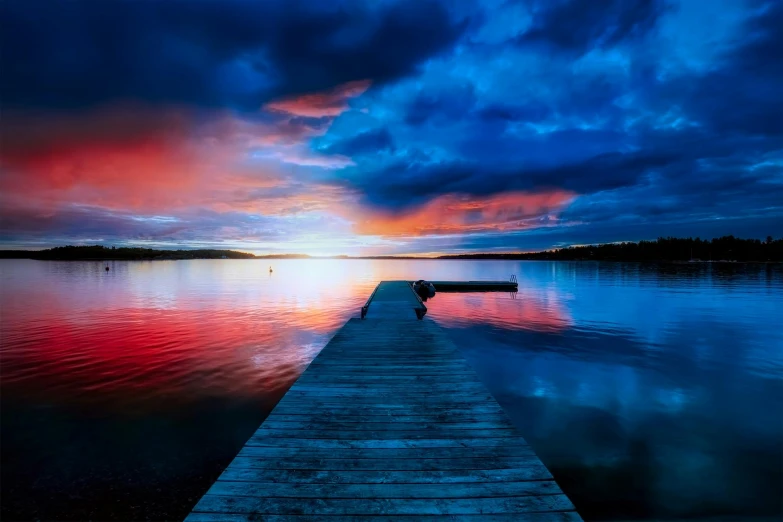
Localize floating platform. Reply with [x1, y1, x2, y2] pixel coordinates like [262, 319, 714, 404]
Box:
[423, 280, 519, 293]
[186, 282, 581, 521]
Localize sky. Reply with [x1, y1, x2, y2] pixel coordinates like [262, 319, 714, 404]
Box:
[1, 0, 781, 255]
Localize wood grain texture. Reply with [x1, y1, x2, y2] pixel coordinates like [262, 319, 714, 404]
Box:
[187, 512, 581, 521]
[189, 494, 576, 515]
[218, 466, 554, 483]
[186, 294, 581, 521]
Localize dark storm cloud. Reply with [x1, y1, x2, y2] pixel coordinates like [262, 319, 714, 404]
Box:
[0, 0, 467, 111]
[405, 84, 477, 125]
[672, 2, 783, 137]
[477, 102, 550, 123]
[325, 1, 783, 235]
[324, 128, 396, 156]
[0, 204, 289, 244]
[339, 147, 682, 210]
[516, 0, 671, 53]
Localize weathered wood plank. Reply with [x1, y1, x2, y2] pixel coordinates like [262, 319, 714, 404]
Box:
[186, 513, 582, 522]
[303, 363, 473, 370]
[255, 429, 520, 440]
[191, 494, 576, 515]
[264, 417, 511, 431]
[265, 414, 510, 423]
[273, 399, 503, 408]
[226, 456, 545, 471]
[244, 437, 531, 449]
[185, 511, 582, 522]
[295, 375, 478, 382]
[237, 446, 537, 459]
[267, 405, 509, 416]
[204, 480, 562, 499]
[218, 466, 553, 484]
[286, 382, 491, 397]
[289, 379, 487, 388]
[259, 421, 511, 430]
[300, 366, 475, 371]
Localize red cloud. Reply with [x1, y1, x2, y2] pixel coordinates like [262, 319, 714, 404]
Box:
[263, 80, 371, 117]
[350, 190, 576, 237]
[0, 104, 348, 220]
[0, 79, 372, 229]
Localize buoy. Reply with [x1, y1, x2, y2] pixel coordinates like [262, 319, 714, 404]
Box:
[269, 266, 273, 273]
[105, 266, 110, 271]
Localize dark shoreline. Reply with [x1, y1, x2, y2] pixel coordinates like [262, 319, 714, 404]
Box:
[1, 235, 781, 262]
[2, 257, 781, 264]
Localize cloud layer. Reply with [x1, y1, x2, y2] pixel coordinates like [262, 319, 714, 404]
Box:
[1, 0, 781, 253]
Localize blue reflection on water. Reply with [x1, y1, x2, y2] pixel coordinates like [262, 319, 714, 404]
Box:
[427, 262, 783, 520]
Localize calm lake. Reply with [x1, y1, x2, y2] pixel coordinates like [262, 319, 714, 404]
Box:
[1, 259, 781, 521]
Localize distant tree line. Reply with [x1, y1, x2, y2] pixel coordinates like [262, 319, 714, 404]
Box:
[0, 245, 256, 260]
[438, 236, 782, 262]
[1, 236, 780, 262]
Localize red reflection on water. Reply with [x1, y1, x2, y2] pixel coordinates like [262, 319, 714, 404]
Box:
[1, 301, 348, 410]
[429, 290, 572, 332]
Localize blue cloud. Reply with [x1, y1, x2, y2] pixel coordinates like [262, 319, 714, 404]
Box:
[0, 0, 468, 111]
[313, 0, 783, 245]
[516, 0, 671, 54]
[323, 128, 396, 157]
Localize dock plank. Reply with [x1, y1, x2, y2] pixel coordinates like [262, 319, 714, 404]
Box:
[187, 513, 581, 522]
[218, 466, 553, 483]
[257, 419, 514, 430]
[204, 480, 562, 499]
[243, 437, 532, 449]
[190, 494, 576, 515]
[186, 287, 581, 521]
[237, 446, 537, 459]
[224, 455, 547, 471]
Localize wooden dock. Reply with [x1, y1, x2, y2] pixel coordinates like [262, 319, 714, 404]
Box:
[361, 280, 427, 319]
[186, 282, 581, 521]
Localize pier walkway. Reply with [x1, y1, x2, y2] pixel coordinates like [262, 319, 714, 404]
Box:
[362, 280, 427, 319]
[186, 282, 581, 521]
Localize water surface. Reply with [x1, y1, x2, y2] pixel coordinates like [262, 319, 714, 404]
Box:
[1, 259, 781, 521]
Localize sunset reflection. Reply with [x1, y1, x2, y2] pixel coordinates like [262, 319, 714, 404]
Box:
[428, 289, 573, 332]
[0, 259, 376, 410]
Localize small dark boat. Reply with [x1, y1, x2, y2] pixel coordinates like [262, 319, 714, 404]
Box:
[412, 280, 435, 300]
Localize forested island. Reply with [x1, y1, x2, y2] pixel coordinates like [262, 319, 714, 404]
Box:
[0, 236, 780, 262]
[439, 236, 782, 262]
[0, 245, 256, 260]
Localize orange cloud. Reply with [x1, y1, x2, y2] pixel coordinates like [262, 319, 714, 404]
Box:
[350, 190, 576, 237]
[263, 80, 371, 117]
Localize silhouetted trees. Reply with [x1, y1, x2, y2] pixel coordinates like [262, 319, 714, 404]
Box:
[0, 245, 256, 260]
[1, 236, 781, 262]
[438, 236, 783, 262]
